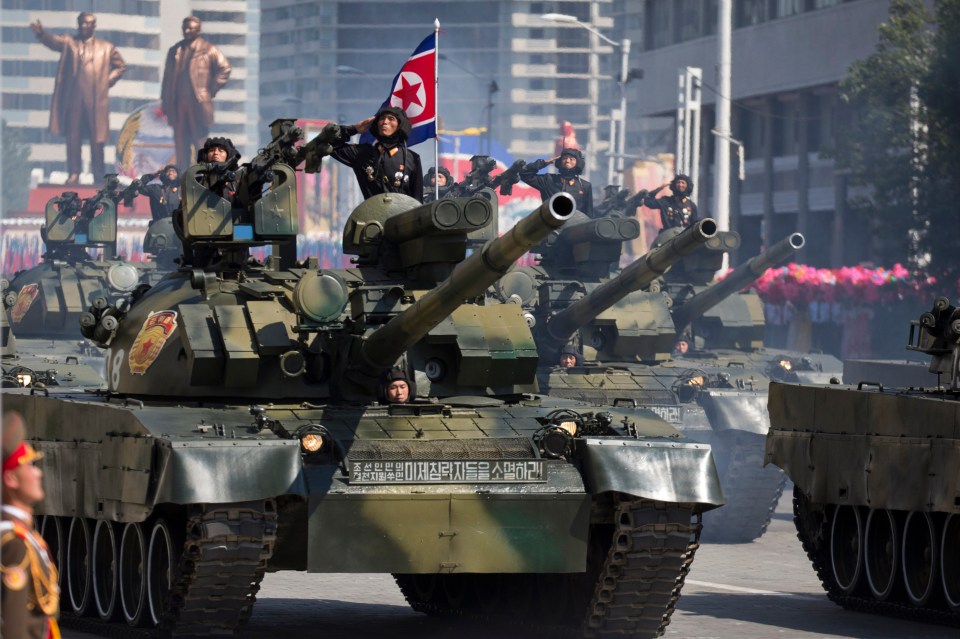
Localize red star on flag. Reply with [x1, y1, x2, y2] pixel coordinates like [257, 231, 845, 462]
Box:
[392, 75, 423, 111]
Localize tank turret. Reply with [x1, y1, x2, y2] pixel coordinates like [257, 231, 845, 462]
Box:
[3, 180, 152, 340]
[671, 232, 805, 331]
[539, 218, 717, 358]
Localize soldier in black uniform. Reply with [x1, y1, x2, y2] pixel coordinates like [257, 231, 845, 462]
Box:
[197, 137, 240, 199]
[1, 411, 59, 639]
[642, 174, 699, 229]
[136, 164, 181, 221]
[519, 148, 594, 218]
[422, 166, 452, 202]
[331, 106, 423, 201]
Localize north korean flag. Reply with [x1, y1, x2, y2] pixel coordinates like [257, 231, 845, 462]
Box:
[362, 33, 436, 147]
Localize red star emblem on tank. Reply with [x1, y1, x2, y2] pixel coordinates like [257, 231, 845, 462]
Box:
[10, 284, 39, 324]
[128, 310, 178, 375]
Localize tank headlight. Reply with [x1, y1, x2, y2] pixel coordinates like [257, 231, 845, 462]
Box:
[537, 426, 574, 459]
[16, 373, 32, 387]
[557, 421, 579, 437]
[778, 359, 793, 371]
[300, 433, 324, 453]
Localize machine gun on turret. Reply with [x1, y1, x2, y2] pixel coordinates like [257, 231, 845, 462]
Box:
[448, 155, 527, 198]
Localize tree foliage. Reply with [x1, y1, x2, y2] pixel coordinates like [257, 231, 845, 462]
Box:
[835, 0, 933, 268]
[837, 0, 960, 281]
[1, 119, 32, 214]
[917, 0, 960, 281]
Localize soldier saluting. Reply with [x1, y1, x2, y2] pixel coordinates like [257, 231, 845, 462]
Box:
[1, 411, 59, 639]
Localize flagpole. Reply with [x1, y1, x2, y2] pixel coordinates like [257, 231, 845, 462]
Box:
[434, 18, 440, 201]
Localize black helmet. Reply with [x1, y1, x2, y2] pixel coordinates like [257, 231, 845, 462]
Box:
[160, 164, 179, 184]
[197, 137, 241, 168]
[559, 344, 581, 365]
[554, 147, 585, 176]
[378, 366, 417, 403]
[425, 165, 452, 183]
[374, 106, 412, 142]
[670, 174, 693, 197]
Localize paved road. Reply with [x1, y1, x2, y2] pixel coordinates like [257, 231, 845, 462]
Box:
[64, 490, 955, 639]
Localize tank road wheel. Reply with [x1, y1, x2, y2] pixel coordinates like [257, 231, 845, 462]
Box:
[92, 520, 119, 620]
[119, 523, 148, 626]
[147, 519, 178, 626]
[38, 516, 64, 585]
[901, 511, 939, 606]
[829, 505, 863, 594]
[864, 509, 900, 601]
[66, 517, 94, 615]
[942, 513, 960, 611]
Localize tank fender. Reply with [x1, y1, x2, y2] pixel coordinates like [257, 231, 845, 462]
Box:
[576, 437, 724, 508]
[699, 389, 771, 435]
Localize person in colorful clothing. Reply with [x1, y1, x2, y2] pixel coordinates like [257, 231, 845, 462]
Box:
[1, 411, 59, 639]
[519, 148, 594, 218]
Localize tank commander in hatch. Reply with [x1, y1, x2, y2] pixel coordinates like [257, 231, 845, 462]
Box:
[642, 174, 699, 229]
[196, 136, 240, 199]
[519, 148, 594, 218]
[422, 166, 452, 203]
[330, 106, 424, 202]
[379, 367, 416, 404]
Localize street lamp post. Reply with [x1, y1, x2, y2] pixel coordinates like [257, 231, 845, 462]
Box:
[540, 13, 632, 186]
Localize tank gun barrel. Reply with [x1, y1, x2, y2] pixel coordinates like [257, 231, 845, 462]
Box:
[355, 192, 576, 377]
[672, 232, 804, 330]
[544, 218, 718, 349]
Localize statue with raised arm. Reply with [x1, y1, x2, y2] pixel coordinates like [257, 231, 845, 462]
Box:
[160, 16, 232, 168]
[30, 12, 126, 184]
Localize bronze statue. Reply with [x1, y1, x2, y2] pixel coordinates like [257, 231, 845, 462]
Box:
[161, 16, 232, 168]
[30, 12, 126, 184]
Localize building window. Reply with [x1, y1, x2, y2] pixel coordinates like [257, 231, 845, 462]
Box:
[736, 0, 767, 27]
[646, 0, 673, 49]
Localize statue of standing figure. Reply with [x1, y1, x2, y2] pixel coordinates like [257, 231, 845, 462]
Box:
[30, 12, 126, 184]
[161, 16, 232, 168]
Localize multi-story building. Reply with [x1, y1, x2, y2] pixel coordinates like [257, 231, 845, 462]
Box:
[0, 0, 258, 181]
[619, 0, 892, 266]
[259, 0, 614, 180]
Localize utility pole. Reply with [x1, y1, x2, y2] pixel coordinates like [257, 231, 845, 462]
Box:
[714, 0, 733, 271]
[676, 67, 702, 201]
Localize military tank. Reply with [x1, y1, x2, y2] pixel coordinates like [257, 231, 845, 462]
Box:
[4, 120, 724, 638]
[500, 219, 808, 542]
[1, 177, 165, 373]
[766, 296, 960, 625]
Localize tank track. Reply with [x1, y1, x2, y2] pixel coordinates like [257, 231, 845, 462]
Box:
[160, 499, 278, 637]
[701, 432, 787, 543]
[792, 487, 960, 628]
[394, 496, 702, 638]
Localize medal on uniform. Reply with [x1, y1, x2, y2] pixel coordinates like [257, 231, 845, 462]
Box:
[365, 166, 375, 182]
[2, 566, 26, 590]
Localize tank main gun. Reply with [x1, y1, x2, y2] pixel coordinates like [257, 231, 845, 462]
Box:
[671, 232, 804, 330]
[346, 192, 576, 391]
[541, 218, 718, 352]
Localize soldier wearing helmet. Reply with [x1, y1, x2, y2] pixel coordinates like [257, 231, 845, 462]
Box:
[2, 411, 59, 639]
[378, 367, 417, 404]
[330, 106, 423, 201]
[642, 174, 699, 229]
[422, 165, 452, 202]
[519, 148, 594, 218]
